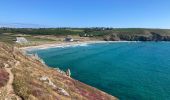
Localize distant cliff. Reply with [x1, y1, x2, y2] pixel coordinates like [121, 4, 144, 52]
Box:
[80, 28, 170, 41]
[103, 32, 170, 41]
[0, 43, 117, 100]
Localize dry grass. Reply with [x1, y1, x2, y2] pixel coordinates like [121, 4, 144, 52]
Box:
[0, 69, 9, 88]
[0, 42, 117, 100]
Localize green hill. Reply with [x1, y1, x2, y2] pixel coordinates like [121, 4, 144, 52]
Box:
[1, 28, 170, 42]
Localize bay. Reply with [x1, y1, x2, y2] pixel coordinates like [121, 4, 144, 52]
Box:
[29, 42, 170, 100]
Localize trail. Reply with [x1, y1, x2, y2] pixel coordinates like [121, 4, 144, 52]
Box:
[4, 61, 21, 100]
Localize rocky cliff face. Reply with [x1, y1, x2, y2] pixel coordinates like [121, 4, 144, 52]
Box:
[0, 43, 117, 100]
[103, 32, 170, 41]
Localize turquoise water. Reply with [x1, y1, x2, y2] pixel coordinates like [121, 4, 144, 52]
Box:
[29, 42, 170, 100]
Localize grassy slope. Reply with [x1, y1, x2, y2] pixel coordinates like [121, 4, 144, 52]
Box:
[0, 42, 117, 100]
[0, 69, 9, 88]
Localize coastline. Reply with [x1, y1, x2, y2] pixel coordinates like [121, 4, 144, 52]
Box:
[19, 40, 122, 99]
[19, 41, 119, 99]
[0, 42, 117, 100]
[21, 40, 139, 51]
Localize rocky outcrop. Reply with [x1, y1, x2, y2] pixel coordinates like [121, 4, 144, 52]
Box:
[103, 32, 170, 41]
[66, 69, 71, 77]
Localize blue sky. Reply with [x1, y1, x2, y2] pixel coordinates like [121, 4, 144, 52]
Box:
[0, 0, 170, 28]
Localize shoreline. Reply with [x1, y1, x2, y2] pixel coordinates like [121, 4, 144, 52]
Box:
[0, 42, 118, 99]
[21, 40, 139, 51]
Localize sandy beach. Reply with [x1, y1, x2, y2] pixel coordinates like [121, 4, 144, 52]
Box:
[21, 41, 138, 51]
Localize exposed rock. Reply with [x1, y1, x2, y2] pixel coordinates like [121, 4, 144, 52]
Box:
[4, 63, 9, 68]
[40, 76, 70, 96]
[56, 88, 70, 96]
[54, 68, 66, 75]
[48, 79, 56, 88]
[39, 76, 56, 88]
[66, 69, 71, 77]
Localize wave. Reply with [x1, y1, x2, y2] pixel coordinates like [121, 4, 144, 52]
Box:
[23, 41, 141, 51]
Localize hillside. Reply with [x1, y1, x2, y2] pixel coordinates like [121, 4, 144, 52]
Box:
[0, 42, 117, 100]
[1, 28, 170, 41]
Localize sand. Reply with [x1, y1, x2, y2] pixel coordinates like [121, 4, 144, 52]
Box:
[21, 41, 138, 51]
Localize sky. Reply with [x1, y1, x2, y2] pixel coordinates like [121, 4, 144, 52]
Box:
[0, 0, 170, 28]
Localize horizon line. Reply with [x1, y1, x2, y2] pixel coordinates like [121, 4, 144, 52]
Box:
[0, 22, 170, 29]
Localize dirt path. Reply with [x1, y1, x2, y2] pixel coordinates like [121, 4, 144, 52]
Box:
[4, 61, 21, 100]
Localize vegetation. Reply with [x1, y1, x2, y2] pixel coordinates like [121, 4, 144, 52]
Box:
[0, 28, 82, 35]
[0, 69, 9, 88]
[1, 27, 170, 43]
[0, 42, 117, 100]
[1, 27, 170, 36]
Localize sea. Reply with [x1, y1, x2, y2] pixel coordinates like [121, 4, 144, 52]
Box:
[28, 42, 170, 100]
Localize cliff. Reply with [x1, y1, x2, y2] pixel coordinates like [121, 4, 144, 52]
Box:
[80, 28, 170, 41]
[0, 42, 117, 100]
[103, 32, 170, 41]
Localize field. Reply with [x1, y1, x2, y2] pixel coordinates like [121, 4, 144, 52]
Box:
[1, 28, 170, 45]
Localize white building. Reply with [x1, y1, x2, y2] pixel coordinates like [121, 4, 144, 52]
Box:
[16, 37, 28, 43]
[65, 35, 74, 42]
